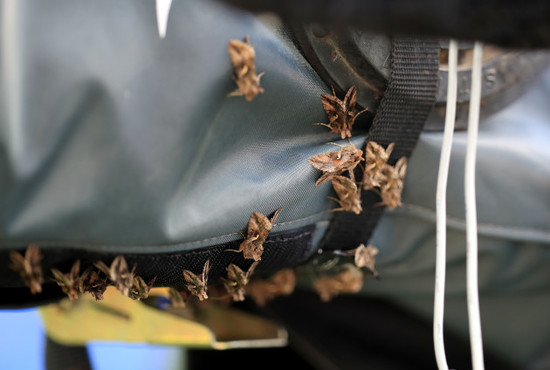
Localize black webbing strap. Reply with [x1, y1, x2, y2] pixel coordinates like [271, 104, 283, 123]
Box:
[320, 36, 440, 251]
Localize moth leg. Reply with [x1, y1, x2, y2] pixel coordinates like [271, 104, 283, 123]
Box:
[224, 247, 244, 253]
[312, 122, 333, 129]
[227, 89, 244, 97]
[353, 107, 369, 121]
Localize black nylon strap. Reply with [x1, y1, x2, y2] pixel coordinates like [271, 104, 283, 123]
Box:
[320, 37, 440, 251]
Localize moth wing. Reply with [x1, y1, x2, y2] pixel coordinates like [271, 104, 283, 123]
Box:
[268, 207, 282, 226]
[227, 39, 256, 77]
[250, 211, 273, 234]
[9, 251, 26, 270]
[308, 152, 340, 172]
[332, 176, 358, 199]
[70, 260, 81, 277]
[202, 260, 211, 285]
[395, 157, 408, 180]
[321, 95, 345, 122]
[343, 86, 357, 112]
[51, 269, 67, 285]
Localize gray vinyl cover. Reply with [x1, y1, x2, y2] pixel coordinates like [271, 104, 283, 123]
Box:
[1, 0, 550, 367]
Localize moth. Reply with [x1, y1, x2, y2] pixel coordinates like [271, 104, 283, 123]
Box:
[169, 287, 190, 308]
[51, 260, 81, 301]
[246, 268, 296, 307]
[128, 275, 156, 301]
[362, 142, 395, 190]
[95, 256, 135, 297]
[227, 207, 282, 262]
[79, 268, 108, 301]
[314, 85, 368, 139]
[379, 157, 408, 209]
[9, 244, 43, 295]
[228, 36, 264, 101]
[340, 244, 379, 277]
[183, 259, 211, 301]
[223, 261, 259, 302]
[313, 264, 364, 302]
[330, 176, 362, 215]
[308, 143, 364, 185]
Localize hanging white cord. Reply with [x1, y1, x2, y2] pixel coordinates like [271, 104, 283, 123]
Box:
[433, 40, 458, 370]
[465, 41, 485, 370]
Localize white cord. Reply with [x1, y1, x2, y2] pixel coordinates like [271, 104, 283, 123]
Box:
[433, 40, 458, 370]
[465, 41, 485, 370]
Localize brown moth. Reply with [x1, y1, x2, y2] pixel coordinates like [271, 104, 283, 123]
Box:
[169, 287, 190, 308]
[94, 256, 135, 297]
[228, 36, 264, 101]
[330, 176, 362, 215]
[308, 143, 364, 185]
[342, 244, 379, 277]
[379, 157, 408, 209]
[313, 264, 364, 302]
[9, 244, 43, 295]
[128, 275, 156, 301]
[226, 207, 282, 262]
[183, 259, 211, 301]
[79, 268, 108, 301]
[51, 260, 81, 301]
[246, 268, 296, 306]
[362, 142, 395, 190]
[314, 86, 368, 139]
[222, 261, 259, 302]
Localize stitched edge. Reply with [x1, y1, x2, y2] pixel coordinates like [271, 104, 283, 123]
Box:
[0, 211, 328, 253]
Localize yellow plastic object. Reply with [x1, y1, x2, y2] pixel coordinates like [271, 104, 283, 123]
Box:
[40, 287, 287, 349]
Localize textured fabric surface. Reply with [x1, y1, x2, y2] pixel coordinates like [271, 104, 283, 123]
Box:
[0, 225, 315, 306]
[361, 67, 550, 365]
[0, 0, 355, 253]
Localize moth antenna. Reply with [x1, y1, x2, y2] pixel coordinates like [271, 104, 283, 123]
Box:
[331, 85, 336, 96]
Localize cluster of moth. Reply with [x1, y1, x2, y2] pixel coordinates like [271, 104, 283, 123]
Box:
[9, 245, 155, 301]
[308, 86, 408, 211]
[7, 209, 297, 306]
[169, 207, 287, 306]
[6, 38, 392, 307]
[8, 214, 380, 304]
[309, 243, 380, 302]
